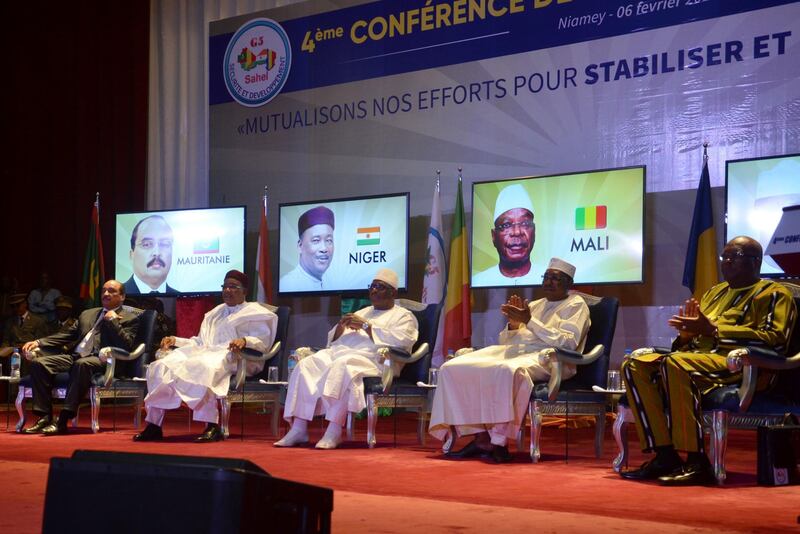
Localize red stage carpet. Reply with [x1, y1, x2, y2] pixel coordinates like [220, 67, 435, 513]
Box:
[1, 407, 798, 532]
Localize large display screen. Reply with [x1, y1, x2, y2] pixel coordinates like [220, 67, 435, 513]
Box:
[726, 153, 800, 277]
[278, 193, 409, 295]
[115, 206, 246, 296]
[471, 167, 645, 287]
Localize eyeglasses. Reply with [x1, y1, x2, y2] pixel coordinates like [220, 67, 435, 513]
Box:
[368, 282, 391, 291]
[495, 221, 534, 233]
[719, 251, 760, 263]
[541, 274, 564, 283]
[221, 284, 244, 291]
[136, 239, 173, 250]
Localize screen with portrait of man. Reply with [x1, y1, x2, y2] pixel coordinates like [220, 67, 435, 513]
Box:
[278, 193, 409, 295]
[115, 207, 246, 296]
[471, 167, 645, 287]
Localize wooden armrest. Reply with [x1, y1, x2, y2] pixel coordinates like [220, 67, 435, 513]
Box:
[232, 341, 282, 390]
[378, 343, 428, 365]
[550, 344, 604, 365]
[727, 347, 800, 371]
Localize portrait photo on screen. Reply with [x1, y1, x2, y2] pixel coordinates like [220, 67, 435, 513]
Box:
[115, 207, 246, 296]
[726, 154, 800, 277]
[278, 193, 409, 295]
[472, 167, 645, 287]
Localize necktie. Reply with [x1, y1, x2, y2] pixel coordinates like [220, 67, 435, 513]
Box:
[76, 311, 105, 356]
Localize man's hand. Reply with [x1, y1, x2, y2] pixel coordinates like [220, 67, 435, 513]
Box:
[228, 338, 247, 352]
[103, 310, 120, 321]
[668, 298, 717, 338]
[159, 336, 176, 350]
[501, 294, 531, 330]
[22, 340, 40, 360]
[347, 314, 368, 330]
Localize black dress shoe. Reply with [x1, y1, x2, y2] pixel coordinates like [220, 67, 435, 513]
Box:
[195, 424, 223, 443]
[620, 456, 683, 480]
[659, 460, 715, 486]
[21, 416, 52, 434]
[446, 439, 491, 459]
[490, 445, 513, 464]
[133, 423, 163, 442]
[42, 411, 74, 436]
[42, 420, 69, 436]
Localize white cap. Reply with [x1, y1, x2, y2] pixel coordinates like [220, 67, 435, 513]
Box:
[493, 183, 534, 224]
[373, 268, 399, 290]
[547, 257, 576, 279]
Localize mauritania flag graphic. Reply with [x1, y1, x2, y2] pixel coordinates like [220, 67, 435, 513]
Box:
[357, 226, 380, 246]
[575, 205, 607, 230]
[194, 238, 220, 254]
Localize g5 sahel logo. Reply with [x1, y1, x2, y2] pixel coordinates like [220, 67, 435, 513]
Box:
[223, 18, 291, 107]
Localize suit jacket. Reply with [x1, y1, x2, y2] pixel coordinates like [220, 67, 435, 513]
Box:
[38, 306, 140, 356]
[3, 312, 50, 347]
[123, 276, 178, 296]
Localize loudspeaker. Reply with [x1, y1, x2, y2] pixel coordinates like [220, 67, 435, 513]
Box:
[43, 450, 332, 534]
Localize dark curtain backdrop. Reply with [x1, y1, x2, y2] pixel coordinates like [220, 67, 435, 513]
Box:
[2, 1, 149, 301]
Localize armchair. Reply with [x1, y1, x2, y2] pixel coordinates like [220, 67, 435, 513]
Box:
[527, 294, 620, 462]
[15, 308, 157, 433]
[348, 299, 441, 448]
[219, 304, 291, 438]
[612, 289, 800, 484]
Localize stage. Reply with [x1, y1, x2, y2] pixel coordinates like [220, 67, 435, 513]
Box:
[1, 408, 797, 533]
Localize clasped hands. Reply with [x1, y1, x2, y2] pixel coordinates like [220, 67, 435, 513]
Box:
[668, 298, 717, 340]
[501, 295, 531, 329]
[339, 313, 368, 330]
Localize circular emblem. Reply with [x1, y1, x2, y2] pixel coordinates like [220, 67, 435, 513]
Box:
[223, 18, 292, 107]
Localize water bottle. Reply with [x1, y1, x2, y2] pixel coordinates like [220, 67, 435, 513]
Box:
[287, 350, 298, 377]
[10, 348, 21, 378]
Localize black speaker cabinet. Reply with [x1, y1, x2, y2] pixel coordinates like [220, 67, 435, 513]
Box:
[43, 450, 333, 534]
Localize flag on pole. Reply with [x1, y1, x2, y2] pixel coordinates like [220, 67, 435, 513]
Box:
[254, 188, 273, 303]
[422, 173, 447, 364]
[682, 146, 718, 299]
[443, 175, 472, 354]
[80, 193, 105, 308]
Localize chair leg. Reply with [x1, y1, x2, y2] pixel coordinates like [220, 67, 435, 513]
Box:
[15, 387, 27, 432]
[270, 400, 280, 437]
[346, 411, 354, 441]
[612, 405, 631, 473]
[220, 397, 230, 439]
[417, 410, 427, 445]
[90, 388, 100, 433]
[594, 409, 606, 458]
[134, 395, 142, 430]
[710, 410, 728, 485]
[366, 394, 377, 448]
[530, 400, 543, 463]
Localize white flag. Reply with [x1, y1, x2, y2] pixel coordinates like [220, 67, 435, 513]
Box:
[422, 182, 446, 365]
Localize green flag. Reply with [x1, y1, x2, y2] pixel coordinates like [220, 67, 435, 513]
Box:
[80, 199, 105, 307]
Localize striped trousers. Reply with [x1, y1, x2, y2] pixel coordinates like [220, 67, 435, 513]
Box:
[621, 351, 741, 453]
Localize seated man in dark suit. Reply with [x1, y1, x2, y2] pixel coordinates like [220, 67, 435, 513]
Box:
[20, 280, 140, 435]
[1, 293, 50, 375]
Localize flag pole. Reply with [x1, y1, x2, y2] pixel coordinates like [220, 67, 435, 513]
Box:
[436, 169, 440, 193]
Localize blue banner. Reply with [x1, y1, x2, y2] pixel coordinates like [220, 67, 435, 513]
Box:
[210, 0, 798, 105]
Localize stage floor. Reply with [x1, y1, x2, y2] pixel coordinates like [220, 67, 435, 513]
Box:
[1, 408, 798, 532]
